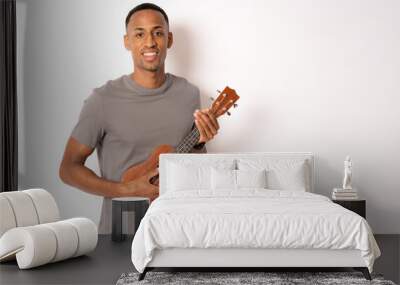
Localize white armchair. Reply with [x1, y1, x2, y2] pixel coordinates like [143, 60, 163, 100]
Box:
[0, 188, 97, 269]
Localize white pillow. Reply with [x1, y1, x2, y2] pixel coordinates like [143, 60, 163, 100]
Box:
[211, 168, 267, 190]
[267, 164, 306, 191]
[166, 159, 236, 192]
[236, 169, 267, 188]
[167, 162, 210, 191]
[211, 168, 236, 190]
[238, 159, 309, 191]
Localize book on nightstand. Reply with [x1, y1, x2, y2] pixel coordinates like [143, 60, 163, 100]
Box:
[332, 188, 359, 200]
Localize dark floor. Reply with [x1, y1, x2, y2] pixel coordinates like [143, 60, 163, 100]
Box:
[0, 235, 398, 285]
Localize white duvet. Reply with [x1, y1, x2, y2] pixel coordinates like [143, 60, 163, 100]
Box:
[131, 190, 380, 273]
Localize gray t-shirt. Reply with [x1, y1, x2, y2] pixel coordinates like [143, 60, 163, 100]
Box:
[71, 73, 205, 234]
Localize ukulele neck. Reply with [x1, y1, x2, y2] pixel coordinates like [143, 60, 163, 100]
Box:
[174, 86, 240, 154]
[175, 125, 201, 153]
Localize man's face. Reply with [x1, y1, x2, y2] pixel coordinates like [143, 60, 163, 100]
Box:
[124, 9, 172, 72]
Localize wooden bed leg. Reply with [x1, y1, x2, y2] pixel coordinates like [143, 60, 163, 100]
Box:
[354, 267, 372, 280]
[138, 268, 148, 281]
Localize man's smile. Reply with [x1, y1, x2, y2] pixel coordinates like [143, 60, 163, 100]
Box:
[142, 50, 159, 62]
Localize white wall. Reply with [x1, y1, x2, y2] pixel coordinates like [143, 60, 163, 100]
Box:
[16, 0, 400, 234]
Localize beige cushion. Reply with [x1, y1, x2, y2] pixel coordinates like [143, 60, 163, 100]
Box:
[0, 189, 97, 269]
[0, 218, 97, 269]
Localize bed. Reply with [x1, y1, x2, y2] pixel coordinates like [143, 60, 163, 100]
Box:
[130, 153, 381, 281]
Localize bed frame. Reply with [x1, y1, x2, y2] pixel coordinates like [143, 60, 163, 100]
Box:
[139, 248, 371, 280]
[138, 153, 372, 281]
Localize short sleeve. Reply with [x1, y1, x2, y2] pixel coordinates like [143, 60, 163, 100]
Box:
[70, 93, 104, 148]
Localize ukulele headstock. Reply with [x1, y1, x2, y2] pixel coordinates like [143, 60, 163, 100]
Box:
[210, 86, 240, 118]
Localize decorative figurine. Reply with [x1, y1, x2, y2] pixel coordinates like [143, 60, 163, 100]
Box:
[342, 155, 353, 190]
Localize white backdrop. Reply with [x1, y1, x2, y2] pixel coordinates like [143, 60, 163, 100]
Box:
[16, 0, 400, 233]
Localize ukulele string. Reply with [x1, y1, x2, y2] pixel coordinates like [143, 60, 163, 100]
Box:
[176, 126, 200, 153]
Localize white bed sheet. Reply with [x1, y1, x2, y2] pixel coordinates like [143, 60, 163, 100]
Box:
[131, 189, 380, 273]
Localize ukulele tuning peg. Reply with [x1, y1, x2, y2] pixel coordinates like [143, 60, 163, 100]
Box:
[233, 104, 238, 108]
[216, 90, 221, 93]
[209, 97, 214, 101]
[227, 111, 231, 116]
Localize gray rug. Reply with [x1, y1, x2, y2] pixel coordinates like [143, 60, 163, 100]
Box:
[116, 271, 396, 285]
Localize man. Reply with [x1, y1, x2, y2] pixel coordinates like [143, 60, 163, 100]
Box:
[59, 3, 219, 234]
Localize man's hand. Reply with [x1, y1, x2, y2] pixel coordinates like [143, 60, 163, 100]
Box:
[194, 108, 219, 143]
[119, 168, 159, 202]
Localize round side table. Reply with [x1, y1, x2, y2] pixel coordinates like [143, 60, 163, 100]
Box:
[111, 197, 149, 242]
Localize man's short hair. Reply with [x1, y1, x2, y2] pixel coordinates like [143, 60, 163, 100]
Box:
[125, 3, 169, 29]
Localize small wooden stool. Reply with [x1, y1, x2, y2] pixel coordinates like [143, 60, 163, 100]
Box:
[111, 197, 149, 242]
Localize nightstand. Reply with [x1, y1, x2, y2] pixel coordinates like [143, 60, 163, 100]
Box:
[111, 197, 149, 242]
[332, 199, 366, 219]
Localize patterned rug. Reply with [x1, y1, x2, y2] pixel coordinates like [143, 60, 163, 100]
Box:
[116, 271, 396, 285]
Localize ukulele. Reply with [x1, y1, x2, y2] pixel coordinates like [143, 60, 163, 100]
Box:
[120, 86, 240, 185]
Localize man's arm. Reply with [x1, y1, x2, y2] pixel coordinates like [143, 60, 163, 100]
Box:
[59, 137, 159, 201]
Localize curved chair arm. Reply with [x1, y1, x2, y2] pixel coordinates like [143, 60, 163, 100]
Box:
[0, 218, 97, 269]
